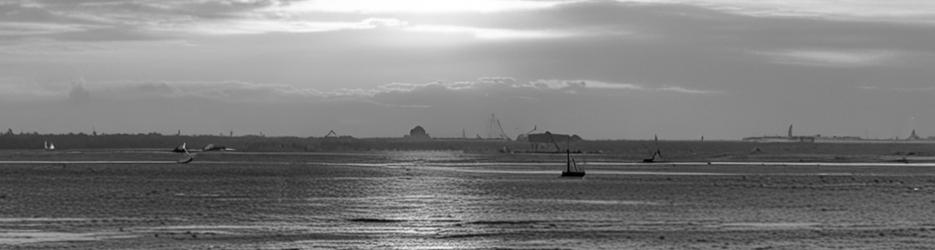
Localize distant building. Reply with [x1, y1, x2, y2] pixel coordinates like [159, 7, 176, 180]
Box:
[406, 125, 431, 140]
[742, 124, 815, 142]
[814, 135, 863, 142]
[521, 131, 582, 152]
[907, 130, 922, 140]
[743, 136, 815, 143]
[523, 131, 582, 143]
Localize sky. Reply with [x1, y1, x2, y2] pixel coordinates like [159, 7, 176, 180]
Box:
[1, 0, 935, 140]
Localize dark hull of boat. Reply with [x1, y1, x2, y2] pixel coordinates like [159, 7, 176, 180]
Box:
[561, 171, 586, 177]
[177, 156, 194, 164]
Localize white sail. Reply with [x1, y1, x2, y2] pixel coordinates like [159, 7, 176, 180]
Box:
[173, 143, 188, 153]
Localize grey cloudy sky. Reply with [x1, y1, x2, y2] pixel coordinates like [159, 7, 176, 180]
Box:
[1, 0, 934, 139]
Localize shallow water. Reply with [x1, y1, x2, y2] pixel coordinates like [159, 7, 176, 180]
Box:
[2, 151, 935, 249]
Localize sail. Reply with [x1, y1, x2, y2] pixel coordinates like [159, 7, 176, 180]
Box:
[561, 149, 585, 177]
[172, 143, 188, 153]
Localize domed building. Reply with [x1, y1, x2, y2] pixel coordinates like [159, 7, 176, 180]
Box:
[406, 125, 431, 140]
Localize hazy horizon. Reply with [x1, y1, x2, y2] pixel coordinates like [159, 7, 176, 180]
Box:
[3, 0, 935, 140]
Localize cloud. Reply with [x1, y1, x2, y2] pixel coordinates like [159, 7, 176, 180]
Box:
[0, 0, 587, 40]
[751, 49, 901, 67]
[282, 0, 579, 13]
[0, 0, 299, 39]
[403, 24, 572, 40]
[0, 38, 194, 58]
[0, 83, 61, 101]
[0, 22, 101, 36]
[175, 19, 372, 35]
[3, 0, 636, 47]
[614, 0, 935, 24]
[3, 1, 935, 140]
[2, 76, 721, 105]
[857, 85, 935, 92]
[168, 17, 570, 40]
[4, 1, 933, 92]
[361, 78, 724, 97]
[361, 18, 408, 27]
[2, 77, 728, 138]
[86, 81, 326, 102]
[167, 16, 573, 41]
[528, 79, 724, 94]
[657, 86, 724, 94]
[0, 3, 581, 41]
[0, 80, 324, 103]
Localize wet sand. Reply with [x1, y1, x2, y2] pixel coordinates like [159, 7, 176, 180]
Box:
[2, 150, 935, 249]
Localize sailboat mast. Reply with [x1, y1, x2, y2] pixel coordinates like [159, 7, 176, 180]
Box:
[566, 136, 573, 171]
[566, 149, 571, 172]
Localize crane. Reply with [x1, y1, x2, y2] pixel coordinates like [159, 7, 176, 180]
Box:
[486, 114, 511, 140]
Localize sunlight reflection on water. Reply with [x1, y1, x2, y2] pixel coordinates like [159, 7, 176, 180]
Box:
[380, 150, 474, 162]
[268, 170, 667, 249]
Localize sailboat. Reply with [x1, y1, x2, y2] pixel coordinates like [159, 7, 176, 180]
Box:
[641, 134, 664, 163]
[642, 149, 663, 163]
[561, 149, 585, 177]
[172, 142, 194, 164]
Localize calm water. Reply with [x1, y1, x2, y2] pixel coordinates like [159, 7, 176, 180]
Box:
[2, 150, 935, 249]
[245, 151, 669, 249]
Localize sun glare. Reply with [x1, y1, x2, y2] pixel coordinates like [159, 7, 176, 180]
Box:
[289, 0, 570, 13]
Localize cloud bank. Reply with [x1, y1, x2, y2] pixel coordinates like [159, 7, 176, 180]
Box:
[0, 77, 722, 104]
[0, 77, 737, 138]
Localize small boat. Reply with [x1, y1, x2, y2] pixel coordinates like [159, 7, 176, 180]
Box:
[203, 144, 235, 152]
[896, 157, 910, 164]
[561, 149, 585, 177]
[642, 149, 663, 163]
[172, 142, 194, 164]
[44, 141, 55, 151]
